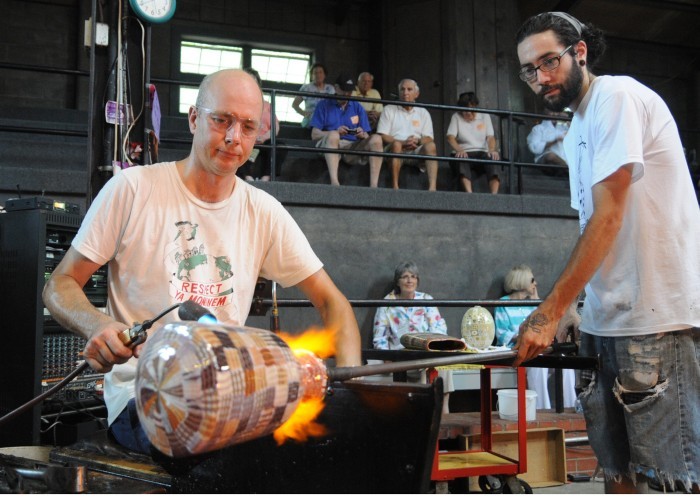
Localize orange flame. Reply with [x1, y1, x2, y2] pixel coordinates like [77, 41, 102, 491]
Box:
[278, 327, 336, 358]
[272, 397, 327, 445]
[271, 328, 336, 445]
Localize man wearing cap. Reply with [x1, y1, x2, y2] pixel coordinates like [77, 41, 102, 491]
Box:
[376, 78, 438, 191]
[309, 73, 384, 187]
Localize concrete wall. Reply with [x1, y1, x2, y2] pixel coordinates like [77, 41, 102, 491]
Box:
[244, 182, 578, 350]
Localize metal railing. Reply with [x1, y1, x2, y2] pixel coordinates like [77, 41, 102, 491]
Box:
[0, 62, 569, 198]
[262, 88, 571, 191]
[3, 62, 697, 197]
[256, 294, 584, 414]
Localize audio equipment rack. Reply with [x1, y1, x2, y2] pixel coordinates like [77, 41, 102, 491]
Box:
[0, 209, 108, 446]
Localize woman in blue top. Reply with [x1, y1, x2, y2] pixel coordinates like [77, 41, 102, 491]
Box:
[494, 265, 539, 347]
[495, 265, 550, 410]
[494, 265, 577, 409]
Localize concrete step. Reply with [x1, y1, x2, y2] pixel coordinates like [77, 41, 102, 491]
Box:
[519, 168, 570, 197]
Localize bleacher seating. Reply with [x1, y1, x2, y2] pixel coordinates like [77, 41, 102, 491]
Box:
[0, 104, 577, 199]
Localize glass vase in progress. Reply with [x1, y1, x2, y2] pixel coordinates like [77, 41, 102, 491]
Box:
[135, 322, 327, 457]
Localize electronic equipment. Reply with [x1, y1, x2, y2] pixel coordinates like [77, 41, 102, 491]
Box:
[4, 196, 81, 215]
[0, 209, 107, 447]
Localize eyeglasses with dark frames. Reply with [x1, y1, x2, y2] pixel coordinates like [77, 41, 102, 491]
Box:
[196, 107, 260, 138]
[519, 44, 574, 83]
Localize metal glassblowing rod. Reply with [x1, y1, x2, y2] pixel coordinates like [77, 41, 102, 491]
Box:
[328, 348, 526, 382]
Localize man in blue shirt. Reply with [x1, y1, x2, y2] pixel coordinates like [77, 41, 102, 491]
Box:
[310, 73, 384, 187]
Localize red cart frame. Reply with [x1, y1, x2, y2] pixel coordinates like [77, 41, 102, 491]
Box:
[430, 366, 528, 485]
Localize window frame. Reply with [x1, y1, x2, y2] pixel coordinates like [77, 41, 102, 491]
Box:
[172, 31, 319, 125]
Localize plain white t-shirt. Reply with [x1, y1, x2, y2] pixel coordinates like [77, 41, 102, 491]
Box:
[563, 75, 700, 336]
[377, 104, 434, 141]
[446, 112, 494, 152]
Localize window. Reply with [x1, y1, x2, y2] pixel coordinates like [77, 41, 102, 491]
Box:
[180, 42, 243, 75]
[251, 49, 309, 85]
[178, 41, 311, 123]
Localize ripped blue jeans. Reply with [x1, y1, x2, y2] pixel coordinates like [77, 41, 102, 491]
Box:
[578, 328, 699, 492]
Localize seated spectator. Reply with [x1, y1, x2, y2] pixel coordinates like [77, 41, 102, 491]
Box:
[310, 73, 384, 187]
[527, 109, 570, 175]
[292, 63, 335, 129]
[494, 264, 576, 409]
[236, 68, 287, 182]
[352, 72, 384, 131]
[377, 79, 438, 191]
[446, 92, 502, 194]
[373, 260, 452, 413]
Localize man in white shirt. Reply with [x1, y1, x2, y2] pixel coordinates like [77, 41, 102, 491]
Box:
[377, 79, 438, 191]
[527, 110, 569, 165]
[43, 69, 362, 455]
[515, 11, 699, 494]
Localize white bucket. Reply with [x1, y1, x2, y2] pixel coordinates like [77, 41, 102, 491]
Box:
[496, 389, 537, 421]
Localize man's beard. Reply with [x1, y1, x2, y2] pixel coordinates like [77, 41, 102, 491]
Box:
[539, 63, 583, 112]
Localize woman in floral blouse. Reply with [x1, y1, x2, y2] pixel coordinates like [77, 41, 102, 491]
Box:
[373, 261, 447, 349]
[372, 261, 453, 412]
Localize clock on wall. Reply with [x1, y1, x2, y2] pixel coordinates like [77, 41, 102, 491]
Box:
[129, 0, 176, 24]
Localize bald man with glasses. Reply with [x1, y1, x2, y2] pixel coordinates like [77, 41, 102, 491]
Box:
[43, 69, 361, 455]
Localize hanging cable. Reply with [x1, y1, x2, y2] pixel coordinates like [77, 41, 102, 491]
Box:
[112, 0, 123, 171]
[122, 16, 146, 167]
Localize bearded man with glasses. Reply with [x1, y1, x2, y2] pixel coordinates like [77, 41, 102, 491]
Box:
[514, 12, 700, 494]
[43, 69, 362, 455]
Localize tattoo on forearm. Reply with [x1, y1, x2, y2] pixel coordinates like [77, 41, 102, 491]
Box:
[524, 313, 549, 333]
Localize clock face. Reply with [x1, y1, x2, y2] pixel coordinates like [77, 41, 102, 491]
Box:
[129, 0, 176, 24]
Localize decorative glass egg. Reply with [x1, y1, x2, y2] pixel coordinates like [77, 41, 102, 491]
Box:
[460, 306, 495, 349]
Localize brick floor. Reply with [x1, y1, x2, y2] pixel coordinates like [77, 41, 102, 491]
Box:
[439, 409, 598, 476]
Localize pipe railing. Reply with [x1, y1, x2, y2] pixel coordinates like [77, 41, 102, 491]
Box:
[2, 63, 698, 194]
[5, 63, 697, 197]
[262, 87, 571, 186]
[261, 298, 552, 307]
[0, 61, 567, 189]
[154, 86, 568, 187]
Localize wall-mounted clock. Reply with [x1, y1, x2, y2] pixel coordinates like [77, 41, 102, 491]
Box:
[129, 0, 176, 24]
